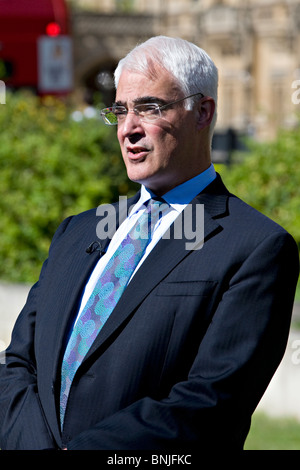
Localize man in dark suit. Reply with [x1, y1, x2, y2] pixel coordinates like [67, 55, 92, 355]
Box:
[0, 36, 299, 451]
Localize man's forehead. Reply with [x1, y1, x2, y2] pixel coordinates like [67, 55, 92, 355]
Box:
[115, 68, 180, 99]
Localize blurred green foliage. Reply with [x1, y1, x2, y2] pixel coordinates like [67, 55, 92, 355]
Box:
[219, 131, 300, 299]
[219, 129, 300, 250]
[0, 91, 138, 283]
[218, 131, 300, 300]
[0, 92, 299, 286]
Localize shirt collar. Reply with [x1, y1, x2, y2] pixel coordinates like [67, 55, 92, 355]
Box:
[133, 163, 216, 214]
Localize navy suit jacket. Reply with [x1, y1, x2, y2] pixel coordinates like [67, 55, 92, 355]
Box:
[0, 175, 299, 450]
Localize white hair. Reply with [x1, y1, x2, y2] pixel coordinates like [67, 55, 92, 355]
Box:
[114, 36, 218, 137]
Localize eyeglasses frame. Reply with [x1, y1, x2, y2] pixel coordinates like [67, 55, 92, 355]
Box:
[100, 92, 205, 126]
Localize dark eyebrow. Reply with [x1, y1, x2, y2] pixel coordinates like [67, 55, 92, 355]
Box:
[113, 96, 168, 107]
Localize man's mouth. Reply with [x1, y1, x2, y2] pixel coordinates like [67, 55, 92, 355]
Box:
[126, 146, 149, 159]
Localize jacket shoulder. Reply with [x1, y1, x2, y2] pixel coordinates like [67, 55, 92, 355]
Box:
[208, 174, 297, 252]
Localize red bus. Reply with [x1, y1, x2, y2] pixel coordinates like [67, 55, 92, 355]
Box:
[0, 0, 73, 95]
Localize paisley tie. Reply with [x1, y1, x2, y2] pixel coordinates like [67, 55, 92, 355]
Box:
[60, 198, 168, 427]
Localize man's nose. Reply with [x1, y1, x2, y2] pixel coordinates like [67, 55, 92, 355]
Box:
[119, 110, 144, 137]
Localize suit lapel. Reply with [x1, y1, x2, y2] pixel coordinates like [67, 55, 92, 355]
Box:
[83, 177, 229, 361]
[50, 196, 141, 440]
[51, 194, 141, 371]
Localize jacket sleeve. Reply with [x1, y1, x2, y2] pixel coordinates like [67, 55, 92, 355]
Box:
[66, 230, 299, 450]
[0, 217, 72, 450]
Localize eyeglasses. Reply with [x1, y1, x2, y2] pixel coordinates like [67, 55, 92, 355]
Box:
[100, 92, 204, 125]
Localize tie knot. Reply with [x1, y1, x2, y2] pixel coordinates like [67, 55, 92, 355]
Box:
[146, 197, 169, 218]
[130, 198, 169, 241]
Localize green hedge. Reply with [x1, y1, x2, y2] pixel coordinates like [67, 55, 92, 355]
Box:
[219, 129, 300, 300]
[0, 91, 138, 283]
[219, 129, 300, 250]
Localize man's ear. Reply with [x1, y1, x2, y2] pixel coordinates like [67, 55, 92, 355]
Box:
[196, 97, 215, 131]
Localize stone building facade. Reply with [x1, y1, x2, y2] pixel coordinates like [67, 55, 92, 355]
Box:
[70, 0, 300, 140]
